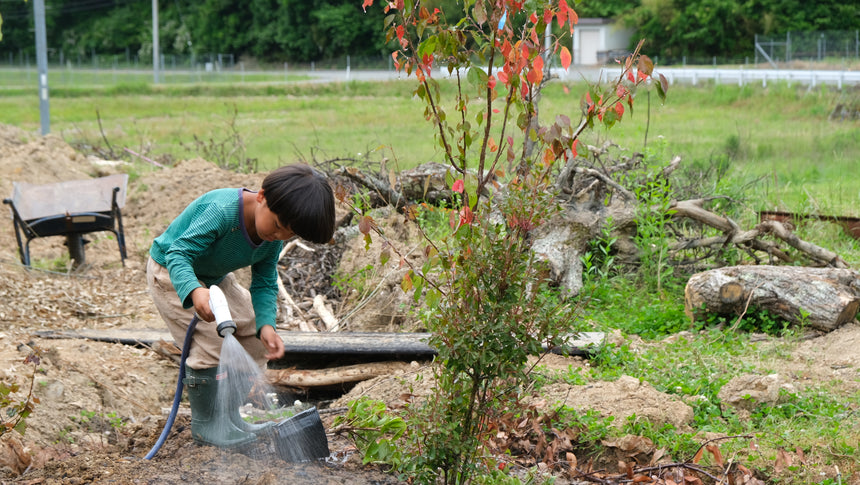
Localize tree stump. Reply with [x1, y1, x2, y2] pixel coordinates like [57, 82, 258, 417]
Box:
[684, 265, 860, 331]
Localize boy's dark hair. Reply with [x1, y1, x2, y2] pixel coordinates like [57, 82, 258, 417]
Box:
[261, 164, 335, 244]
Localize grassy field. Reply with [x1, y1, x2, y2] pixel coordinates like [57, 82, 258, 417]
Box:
[2, 74, 857, 217]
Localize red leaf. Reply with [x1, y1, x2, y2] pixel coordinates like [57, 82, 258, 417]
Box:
[396, 25, 405, 41]
[498, 70, 509, 84]
[358, 215, 375, 235]
[560, 46, 572, 70]
[614, 102, 624, 119]
[458, 206, 474, 226]
[568, 8, 578, 30]
[488, 75, 497, 89]
[571, 139, 579, 157]
[361, 0, 373, 13]
[529, 56, 544, 84]
[626, 70, 635, 83]
[452, 179, 464, 193]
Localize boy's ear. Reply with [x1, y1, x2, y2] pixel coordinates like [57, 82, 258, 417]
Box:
[256, 189, 266, 203]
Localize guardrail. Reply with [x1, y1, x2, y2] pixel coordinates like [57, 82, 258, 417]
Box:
[562, 66, 860, 88]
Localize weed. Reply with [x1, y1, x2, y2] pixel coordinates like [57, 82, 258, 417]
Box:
[0, 347, 42, 437]
[333, 398, 407, 467]
[581, 216, 618, 285]
[180, 104, 258, 173]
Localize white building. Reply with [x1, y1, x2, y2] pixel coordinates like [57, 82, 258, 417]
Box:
[572, 18, 635, 66]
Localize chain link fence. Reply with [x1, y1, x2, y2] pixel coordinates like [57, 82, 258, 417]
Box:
[755, 30, 859, 67]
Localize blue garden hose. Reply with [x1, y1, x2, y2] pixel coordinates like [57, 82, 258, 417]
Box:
[144, 314, 199, 460]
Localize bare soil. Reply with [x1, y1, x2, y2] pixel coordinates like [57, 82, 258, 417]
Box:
[0, 124, 858, 484]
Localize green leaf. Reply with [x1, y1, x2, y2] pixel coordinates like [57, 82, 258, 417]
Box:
[467, 66, 488, 90]
[384, 14, 396, 30]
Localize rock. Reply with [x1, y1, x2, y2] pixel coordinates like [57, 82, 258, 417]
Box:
[717, 374, 796, 410]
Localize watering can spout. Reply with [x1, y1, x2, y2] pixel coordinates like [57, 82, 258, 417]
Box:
[209, 285, 237, 338]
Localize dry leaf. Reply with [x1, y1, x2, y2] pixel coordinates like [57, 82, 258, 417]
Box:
[706, 444, 725, 466]
[774, 448, 792, 473]
[795, 446, 807, 465]
[565, 451, 577, 470]
[692, 446, 704, 464]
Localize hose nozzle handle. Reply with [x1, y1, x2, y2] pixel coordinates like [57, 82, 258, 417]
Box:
[209, 285, 237, 338]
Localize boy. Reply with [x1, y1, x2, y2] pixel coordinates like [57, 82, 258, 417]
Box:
[146, 163, 335, 447]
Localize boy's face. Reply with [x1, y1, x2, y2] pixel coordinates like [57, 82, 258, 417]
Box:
[255, 190, 296, 242]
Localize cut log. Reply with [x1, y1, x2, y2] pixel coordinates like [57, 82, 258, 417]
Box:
[684, 265, 860, 331]
[266, 361, 414, 389]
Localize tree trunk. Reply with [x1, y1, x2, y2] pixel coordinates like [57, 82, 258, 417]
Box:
[684, 266, 860, 331]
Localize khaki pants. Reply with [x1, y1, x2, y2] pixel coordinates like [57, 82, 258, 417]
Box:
[146, 256, 267, 370]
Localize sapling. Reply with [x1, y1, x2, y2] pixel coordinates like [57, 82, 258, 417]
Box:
[338, 1, 667, 482]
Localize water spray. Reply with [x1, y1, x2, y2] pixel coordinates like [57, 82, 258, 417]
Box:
[145, 285, 330, 462]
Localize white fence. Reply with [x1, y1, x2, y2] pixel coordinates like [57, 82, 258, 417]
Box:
[564, 67, 860, 88]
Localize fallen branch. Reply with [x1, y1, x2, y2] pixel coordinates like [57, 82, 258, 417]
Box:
[337, 166, 412, 211]
[313, 294, 339, 331]
[757, 220, 848, 268]
[266, 361, 413, 388]
[670, 199, 847, 267]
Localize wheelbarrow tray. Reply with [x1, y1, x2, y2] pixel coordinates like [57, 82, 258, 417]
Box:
[3, 174, 128, 266]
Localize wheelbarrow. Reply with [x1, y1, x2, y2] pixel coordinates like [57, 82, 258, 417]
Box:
[3, 174, 128, 267]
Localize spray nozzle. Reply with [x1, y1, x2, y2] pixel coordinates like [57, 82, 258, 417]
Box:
[209, 285, 237, 338]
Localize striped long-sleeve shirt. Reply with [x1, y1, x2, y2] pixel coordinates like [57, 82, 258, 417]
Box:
[150, 188, 282, 333]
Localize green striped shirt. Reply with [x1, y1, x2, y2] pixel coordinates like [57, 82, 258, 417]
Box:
[150, 188, 283, 333]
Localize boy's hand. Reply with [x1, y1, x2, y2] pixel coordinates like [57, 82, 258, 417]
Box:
[190, 287, 214, 321]
[259, 325, 285, 360]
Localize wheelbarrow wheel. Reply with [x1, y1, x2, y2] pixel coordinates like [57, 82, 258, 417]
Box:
[66, 234, 86, 268]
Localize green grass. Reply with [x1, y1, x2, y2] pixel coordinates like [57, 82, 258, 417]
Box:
[2, 75, 856, 221]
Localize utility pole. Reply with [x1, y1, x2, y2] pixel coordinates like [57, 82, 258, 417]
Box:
[152, 0, 159, 83]
[34, 0, 50, 134]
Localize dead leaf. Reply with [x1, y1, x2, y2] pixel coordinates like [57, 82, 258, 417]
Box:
[795, 446, 807, 465]
[650, 447, 667, 465]
[564, 451, 577, 470]
[706, 443, 725, 466]
[774, 448, 792, 473]
[692, 446, 704, 464]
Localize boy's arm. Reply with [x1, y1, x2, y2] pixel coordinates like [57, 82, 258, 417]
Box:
[164, 205, 229, 309]
[248, 244, 282, 336]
